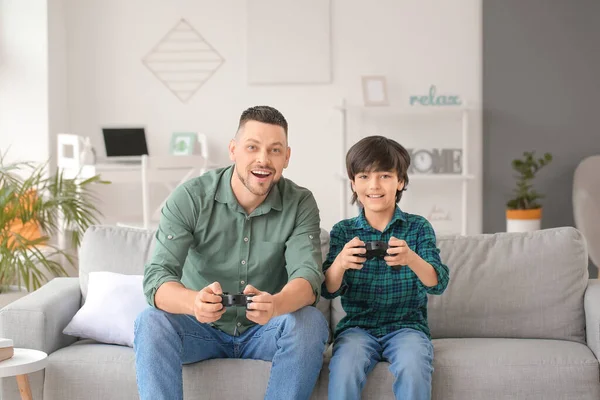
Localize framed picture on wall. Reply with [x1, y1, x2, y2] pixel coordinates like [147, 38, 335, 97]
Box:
[362, 76, 389, 106]
[170, 132, 197, 155]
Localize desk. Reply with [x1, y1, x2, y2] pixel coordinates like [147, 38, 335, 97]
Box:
[60, 158, 222, 228]
[70, 161, 221, 184]
[0, 348, 48, 400]
[71, 163, 214, 183]
[81, 163, 175, 184]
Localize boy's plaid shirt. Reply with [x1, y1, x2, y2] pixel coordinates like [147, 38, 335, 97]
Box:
[322, 206, 450, 339]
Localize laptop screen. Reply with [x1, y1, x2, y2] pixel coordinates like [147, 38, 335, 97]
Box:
[102, 127, 149, 157]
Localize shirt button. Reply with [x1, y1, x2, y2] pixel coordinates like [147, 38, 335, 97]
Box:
[241, 260, 246, 265]
[167, 235, 173, 240]
[244, 237, 249, 242]
[309, 234, 314, 239]
[237, 322, 242, 327]
[241, 280, 245, 285]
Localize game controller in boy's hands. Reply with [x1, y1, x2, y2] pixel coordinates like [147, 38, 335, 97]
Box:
[220, 293, 254, 308]
[356, 241, 402, 270]
[356, 241, 389, 259]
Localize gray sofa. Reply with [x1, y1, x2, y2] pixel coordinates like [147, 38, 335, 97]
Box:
[1, 225, 599, 399]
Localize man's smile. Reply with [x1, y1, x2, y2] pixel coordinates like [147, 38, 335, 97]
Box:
[251, 169, 273, 180]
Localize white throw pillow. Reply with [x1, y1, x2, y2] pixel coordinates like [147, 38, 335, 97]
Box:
[63, 271, 148, 347]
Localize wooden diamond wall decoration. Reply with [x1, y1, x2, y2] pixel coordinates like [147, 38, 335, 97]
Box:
[142, 19, 225, 103]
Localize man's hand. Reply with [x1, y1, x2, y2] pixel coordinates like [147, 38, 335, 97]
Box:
[384, 237, 417, 267]
[244, 284, 277, 325]
[193, 282, 226, 323]
[334, 237, 366, 271]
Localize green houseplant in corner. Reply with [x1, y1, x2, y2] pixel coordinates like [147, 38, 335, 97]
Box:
[0, 155, 108, 302]
[506, 151, 553, 232]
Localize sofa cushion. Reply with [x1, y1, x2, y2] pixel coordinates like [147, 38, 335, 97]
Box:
[429, 227, 588, 343]
[43, 341, 271, 400]
[316, 338, 600, 400]
[43, 341, 139, 399]
[63, 272, 148, 347]
[42, 337, 600, 400]
[329, 227, 588, 344]
[430, 338, 600, 400]
[79, 226, 155, 301]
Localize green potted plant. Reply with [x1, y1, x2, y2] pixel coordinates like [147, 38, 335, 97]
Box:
[0, 155, 108, 303]
[506, 151, 553, 232]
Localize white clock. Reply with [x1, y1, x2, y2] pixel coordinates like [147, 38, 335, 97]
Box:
[413, 150, 433, 173]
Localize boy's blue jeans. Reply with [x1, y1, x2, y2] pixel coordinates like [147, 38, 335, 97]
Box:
[328, 327, 434, 400]
[133, 306, 329, 400]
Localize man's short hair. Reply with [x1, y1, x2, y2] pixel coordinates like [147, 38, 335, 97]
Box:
[237, 106, 288, 137]
[346, 135, 411, 204]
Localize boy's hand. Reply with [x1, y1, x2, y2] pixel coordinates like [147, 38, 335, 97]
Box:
[244, 284, 277, 325]
[384, 237, 417, 267]
[335, 237, 366, 270]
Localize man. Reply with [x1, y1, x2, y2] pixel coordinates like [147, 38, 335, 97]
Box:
[134, 106, 329, 400]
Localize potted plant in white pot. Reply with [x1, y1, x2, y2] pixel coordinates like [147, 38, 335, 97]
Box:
[0, 155, 108, 307]
[506, 151, 553, 232]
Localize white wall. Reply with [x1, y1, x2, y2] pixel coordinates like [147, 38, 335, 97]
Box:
[48, 0, 69, 172]
[0, 0, 50, 164]
[61, 0, 481, 232]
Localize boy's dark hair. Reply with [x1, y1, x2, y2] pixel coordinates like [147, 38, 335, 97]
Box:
[237, 105, 288, 137]
[346, 135, 411, 204]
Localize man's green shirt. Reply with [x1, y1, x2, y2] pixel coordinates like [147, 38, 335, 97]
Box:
[143, 165, 323, 336]
[322, 207, 449, 339]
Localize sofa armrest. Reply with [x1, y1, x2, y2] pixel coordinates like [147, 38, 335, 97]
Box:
[584, 279, 600, 360]
[0, 277, 81, 354]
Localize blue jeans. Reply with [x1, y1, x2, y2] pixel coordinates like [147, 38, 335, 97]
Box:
[328, 327, 434, 400]
[133, 306, 329, 400]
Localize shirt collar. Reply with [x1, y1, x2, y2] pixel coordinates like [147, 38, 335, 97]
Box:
[214, 165, 283, 214]
[353, 205, 407, 232]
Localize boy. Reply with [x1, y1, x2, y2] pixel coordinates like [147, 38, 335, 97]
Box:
[322, 135, 449, 400]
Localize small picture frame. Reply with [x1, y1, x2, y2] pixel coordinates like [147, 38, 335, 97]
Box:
[170, 132, 197, 155]
[361, 76, 389, 106]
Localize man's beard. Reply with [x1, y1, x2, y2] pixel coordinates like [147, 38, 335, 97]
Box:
[237, 169, 277, 197]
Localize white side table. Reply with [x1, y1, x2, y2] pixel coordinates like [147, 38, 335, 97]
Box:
[0, 348, 48, 400]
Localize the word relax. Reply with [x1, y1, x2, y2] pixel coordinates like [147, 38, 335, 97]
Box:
[409, 85, 462, 106]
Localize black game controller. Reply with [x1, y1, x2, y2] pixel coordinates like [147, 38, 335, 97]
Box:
[356, 241, 402, 271]
[356, 241, 389, 260]
[220, 293, 254, 308]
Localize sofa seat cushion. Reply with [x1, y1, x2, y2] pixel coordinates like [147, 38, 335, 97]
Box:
[43, 341, 273, 400]
[431, 338, 600, 400]
[43, 341, 138, 400]
[318, 338, 600, 400]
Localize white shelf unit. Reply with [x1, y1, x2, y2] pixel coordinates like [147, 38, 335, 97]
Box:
[334, 99, 477, 236]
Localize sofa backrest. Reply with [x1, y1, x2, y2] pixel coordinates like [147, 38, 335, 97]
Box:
[428, 227, 588, 343]
[80, 225, 588, 344]
[79, 226, 155, 300]
[78, 226, 332, 325]
[330, 227, 588, 343]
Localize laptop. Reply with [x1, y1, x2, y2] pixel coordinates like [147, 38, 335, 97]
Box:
[102, 127, 149, 163]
